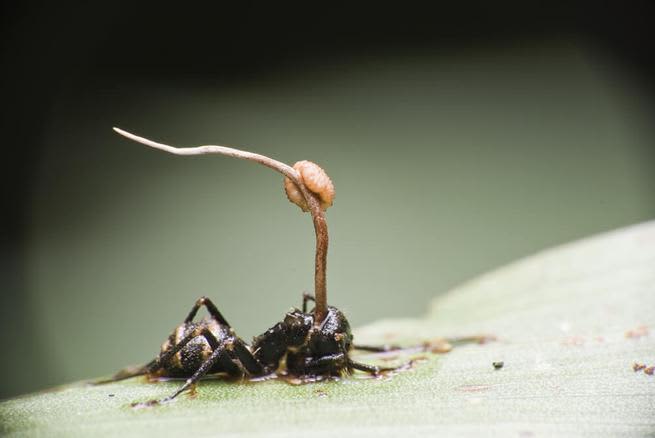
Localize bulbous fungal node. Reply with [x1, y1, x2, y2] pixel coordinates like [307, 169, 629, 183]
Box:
[284, 160, 335, 212]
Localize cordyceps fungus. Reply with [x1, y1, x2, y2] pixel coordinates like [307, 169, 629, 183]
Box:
[113, 127, 333, 324]
[106, 128, 492, 404]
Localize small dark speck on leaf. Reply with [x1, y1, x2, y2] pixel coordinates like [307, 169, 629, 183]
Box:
[493, 361, 504, 369]
[108, 394, 115, 397]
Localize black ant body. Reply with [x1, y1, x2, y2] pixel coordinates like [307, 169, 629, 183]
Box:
[101, 128, 400, 403]
[104, 293, 393, 402]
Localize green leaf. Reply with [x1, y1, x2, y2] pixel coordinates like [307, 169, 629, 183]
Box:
[2, 222, 654, 437]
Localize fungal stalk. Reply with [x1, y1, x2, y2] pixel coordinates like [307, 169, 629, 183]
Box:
[113, 127, 333, 323]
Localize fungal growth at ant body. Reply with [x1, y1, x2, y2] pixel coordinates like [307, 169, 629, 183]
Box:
[103, 129, 491, 403]
[113, 127, 333, 324]
[103, 128, 399, 403]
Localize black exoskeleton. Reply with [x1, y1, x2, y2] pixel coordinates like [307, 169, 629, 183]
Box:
[102, 293, 395, 402]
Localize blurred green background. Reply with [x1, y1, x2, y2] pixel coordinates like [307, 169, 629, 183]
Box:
[2, 4, 654, 399]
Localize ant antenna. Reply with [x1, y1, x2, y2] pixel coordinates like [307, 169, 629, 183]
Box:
[113, 127, 331, 324]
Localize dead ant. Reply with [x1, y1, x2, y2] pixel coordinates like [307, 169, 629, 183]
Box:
[99, 128, 483, 403]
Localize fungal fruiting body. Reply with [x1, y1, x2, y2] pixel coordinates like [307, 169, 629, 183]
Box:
[104, 128, 491, 406]
[111, 127, 331, 323]
[284, 160, 335, 212]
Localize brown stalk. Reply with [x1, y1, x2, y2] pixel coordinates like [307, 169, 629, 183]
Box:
[112, 127, 329, 323]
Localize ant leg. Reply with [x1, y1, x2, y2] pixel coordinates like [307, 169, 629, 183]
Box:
[348, 359, 399, 375]
[163, 346, 227, 402]
[353, 344, 402, 352]
[353, 335, 493, 353]
[229, 339, 265, 375]
[184, 296, 231, 327]
[93, 359, 158, 384]
[292, 353, 347, 375]
[163, 337, 264, 402]
[302, 292, 315, 313]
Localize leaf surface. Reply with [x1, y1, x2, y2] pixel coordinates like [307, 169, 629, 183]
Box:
[2, 222, 654, 437]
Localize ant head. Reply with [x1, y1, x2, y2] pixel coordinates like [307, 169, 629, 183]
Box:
[307, 306, 353, 355]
